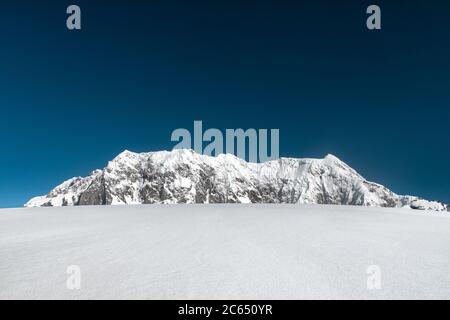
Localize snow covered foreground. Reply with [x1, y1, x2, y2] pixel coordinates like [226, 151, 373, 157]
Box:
[1, 204, 450, 300]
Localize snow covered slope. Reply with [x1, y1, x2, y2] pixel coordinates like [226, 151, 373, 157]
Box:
[1, 204, 450, 299]
[25, 149, 448, 211]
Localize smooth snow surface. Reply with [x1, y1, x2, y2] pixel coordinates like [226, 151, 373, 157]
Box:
[1, 204, 450, 300]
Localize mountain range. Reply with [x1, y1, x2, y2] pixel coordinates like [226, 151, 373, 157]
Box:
[26, 149, 448, 211]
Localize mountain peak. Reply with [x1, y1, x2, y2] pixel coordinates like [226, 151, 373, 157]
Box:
[115, 149, 135, 158]
[324, 154, 341, 162]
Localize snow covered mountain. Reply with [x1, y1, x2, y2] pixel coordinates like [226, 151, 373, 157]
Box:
[25, 149, 448, 211]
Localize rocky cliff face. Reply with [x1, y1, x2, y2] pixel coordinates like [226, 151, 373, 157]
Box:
[25, 149, 448, 211]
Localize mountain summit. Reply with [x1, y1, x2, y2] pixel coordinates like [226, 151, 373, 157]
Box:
[26, 149, 448, 211]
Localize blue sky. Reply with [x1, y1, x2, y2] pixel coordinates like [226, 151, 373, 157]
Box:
[0, 1, 449, 208]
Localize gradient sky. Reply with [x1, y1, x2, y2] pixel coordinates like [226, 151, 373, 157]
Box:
[0, 0, 449, 208]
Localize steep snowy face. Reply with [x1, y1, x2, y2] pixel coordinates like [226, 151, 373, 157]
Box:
[25, 150, 448, 211]
[26, 170, 103, 207]
[255, 154, 399, 207]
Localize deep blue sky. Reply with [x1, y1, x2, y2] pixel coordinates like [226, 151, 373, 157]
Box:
[0, 1, 449, 208]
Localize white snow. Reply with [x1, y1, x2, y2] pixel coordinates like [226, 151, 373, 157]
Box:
[410, 199, 447, 211]
[1, 204, 450, 300]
